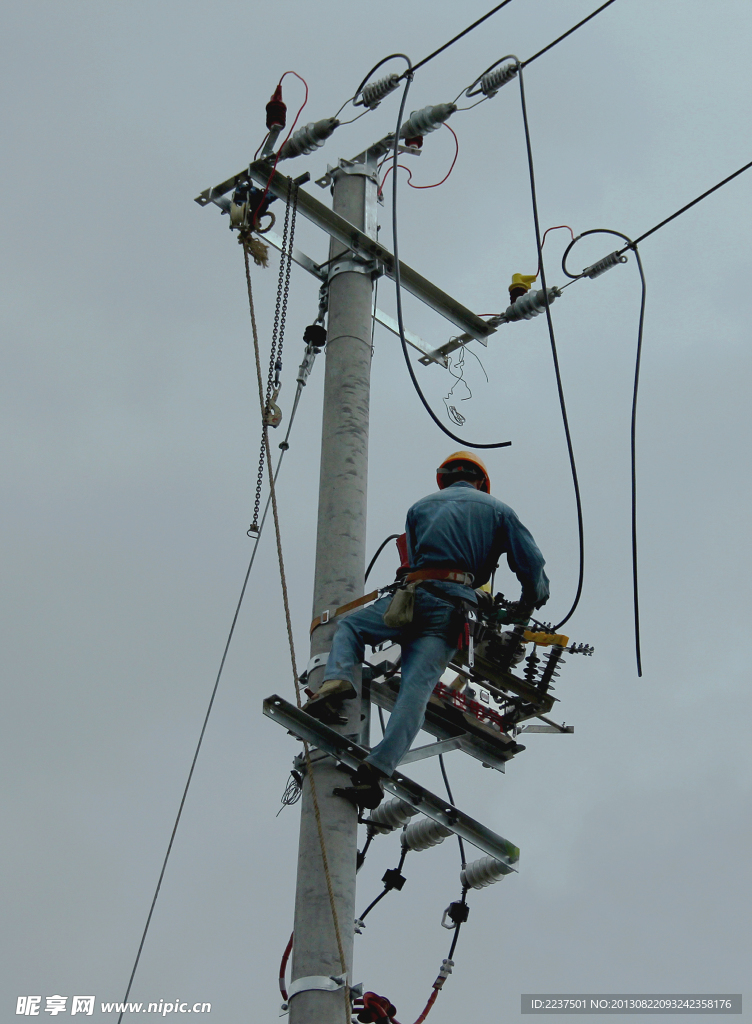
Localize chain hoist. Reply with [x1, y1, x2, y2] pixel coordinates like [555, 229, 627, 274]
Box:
[248, 178, 299, 536]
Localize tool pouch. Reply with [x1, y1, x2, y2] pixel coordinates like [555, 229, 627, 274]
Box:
[382, 583, 417, 627]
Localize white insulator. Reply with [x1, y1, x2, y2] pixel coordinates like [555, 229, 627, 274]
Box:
[503, 286, 561, 322]
[584, 251, 628, 278]
[399, 103, 456, 140]
[401, 816, 453, 852]
[460, 856, 509, 890]
[358, 73, 401, 109]
[479, 62, 518, 97]
[278, 118, 340, 160]
[368, 797, 418, 834]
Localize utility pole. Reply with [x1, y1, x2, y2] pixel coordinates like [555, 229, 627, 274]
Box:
[289, 150, 378, 1024]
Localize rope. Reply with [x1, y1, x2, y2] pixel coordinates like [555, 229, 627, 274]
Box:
[242, 243, 350, 1024]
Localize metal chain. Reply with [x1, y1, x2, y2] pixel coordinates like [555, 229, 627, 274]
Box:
[248, 179, 299, 536]
[243, 249, 350, 1023]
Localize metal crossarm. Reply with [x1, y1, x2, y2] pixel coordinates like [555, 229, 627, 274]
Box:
[263, 695, 519, 870]
[196, 162, 495, 343]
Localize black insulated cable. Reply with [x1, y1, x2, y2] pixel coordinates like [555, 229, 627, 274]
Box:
[562, 229, 647, 677]
[521, 0, 618, 68]
[405, 0, 515, 78]
[617, 158, 752, 253]
[390, 71, 512, 450]
[517, 65, 584, 632]
[365, 534, 401, 584]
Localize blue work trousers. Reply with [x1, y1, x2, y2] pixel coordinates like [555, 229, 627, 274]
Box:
[322, 589, 459, 776]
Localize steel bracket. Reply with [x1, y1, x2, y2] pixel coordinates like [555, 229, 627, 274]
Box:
[315, 159, 380, 189]
[196, 161, 494, 342]
[263, 694, 520, 869]
[282, 974, 363, 1011]
[306, 653, 330, 676]
[327, 256, 381, 283]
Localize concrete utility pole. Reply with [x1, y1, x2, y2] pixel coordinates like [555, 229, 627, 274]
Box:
[289, 151, 378, 1024]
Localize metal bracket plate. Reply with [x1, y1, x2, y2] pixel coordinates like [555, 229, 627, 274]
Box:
[263, 694, 519, 870]
[398, 737, 462, 765]
[196, 162, 495, 343]
[256, 230, 449, 367]
[287, 973, 347, 1000]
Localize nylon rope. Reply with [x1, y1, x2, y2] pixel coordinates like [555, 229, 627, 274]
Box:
[242, 242, 350, 1023]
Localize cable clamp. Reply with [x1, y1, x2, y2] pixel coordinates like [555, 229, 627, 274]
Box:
[306, 652, 330, 677]
[315, 158, 380, 189]
[327, 256, 381, 283]
[286, 973, 346, 1001]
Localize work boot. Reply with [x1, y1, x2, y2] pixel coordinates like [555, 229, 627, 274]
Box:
[303, 679, 357, 724]
[333, 762, 386, 810]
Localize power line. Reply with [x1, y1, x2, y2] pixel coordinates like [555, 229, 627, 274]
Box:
[521, 0, 618, 68]
[618, 158, 752, 252]
[401, 0, 617, 88]
[406, 1, 515, 77]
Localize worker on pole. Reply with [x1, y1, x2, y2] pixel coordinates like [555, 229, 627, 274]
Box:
[305, 452, 550, 807]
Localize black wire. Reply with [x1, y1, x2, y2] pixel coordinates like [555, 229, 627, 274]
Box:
[447, 890, 468, 959]
[617, 158, 752, 253]
[517, 65, 584, 632]
[561, 230, 646, 676]
[357, 847, 408, 922]
[390, 72, 512, 451]
[405, 0, 515, 77]
[438, 754, 466, 868]
[521, 0, 618, 68]
[115, 552, 257, 1023]
[365, 534, 401, 584]
[378, 705, 387, 736]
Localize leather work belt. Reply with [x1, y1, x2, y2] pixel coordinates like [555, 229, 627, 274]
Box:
[404, 568, 474, 587]
[309, 588, 382, 635]
[309, 570, 473, 635]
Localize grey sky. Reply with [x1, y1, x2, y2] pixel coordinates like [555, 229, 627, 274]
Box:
[2, 1, 750, 1021]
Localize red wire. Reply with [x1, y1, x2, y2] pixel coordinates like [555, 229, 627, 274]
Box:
[278, 931, 293, 1001]
[412, 989, 439, 1024]
[252, 71, 309, 229]
[378, 124, 459, 197]
[535, 224, 575, 276]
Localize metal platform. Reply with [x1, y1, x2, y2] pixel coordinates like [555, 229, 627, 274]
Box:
[368, 676, 523, 773]
[263, 694, 519, 872]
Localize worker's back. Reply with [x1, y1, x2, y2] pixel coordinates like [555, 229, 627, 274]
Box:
[406, 480, 550, 607]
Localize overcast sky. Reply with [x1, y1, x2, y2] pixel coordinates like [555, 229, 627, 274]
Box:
[2, 1, 751, 1022]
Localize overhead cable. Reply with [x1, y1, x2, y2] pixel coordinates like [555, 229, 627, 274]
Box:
[517, 65, 584, 631]
[405, 0, 515, 77]
[562, 229, 646, 676]
[390, 70, 512, 450]
[521, 0, 618, 68]
[617, 157, 752, 253]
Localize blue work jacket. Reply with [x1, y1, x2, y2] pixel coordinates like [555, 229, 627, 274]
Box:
[405, 481, 550, 608]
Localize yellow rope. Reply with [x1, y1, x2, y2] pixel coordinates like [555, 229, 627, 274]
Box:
[242, 244, 350, 1022]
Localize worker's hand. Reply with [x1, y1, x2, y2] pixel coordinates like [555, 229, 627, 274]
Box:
[494, 600, 532, 625]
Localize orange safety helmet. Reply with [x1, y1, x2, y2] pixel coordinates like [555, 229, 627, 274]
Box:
[436, 451, 491, 493]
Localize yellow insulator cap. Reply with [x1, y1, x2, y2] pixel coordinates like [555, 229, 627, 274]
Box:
[509, 273, 537, 293]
